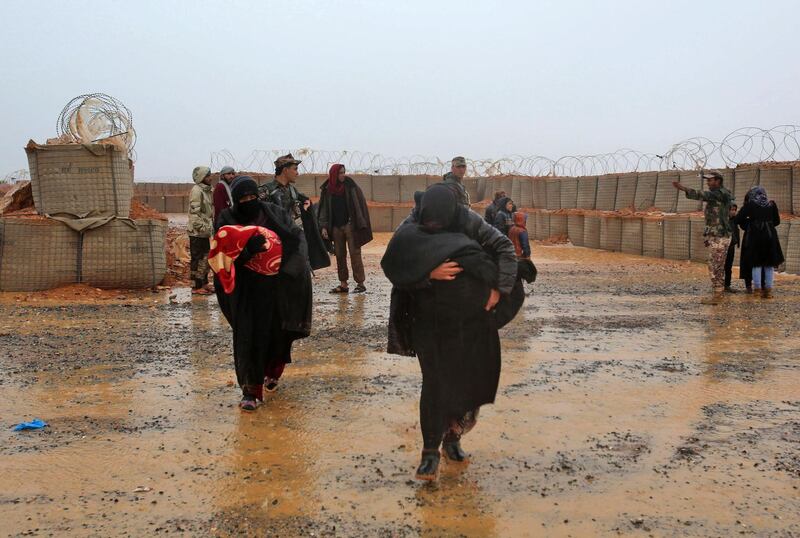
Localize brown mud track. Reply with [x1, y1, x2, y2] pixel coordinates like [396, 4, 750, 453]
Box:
[0, 235, 798, 536]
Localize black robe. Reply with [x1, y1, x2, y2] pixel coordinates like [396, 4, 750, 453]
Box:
[736, 201, 784, 268]
[214, 202, 312, 390]
[382, 224, 525, 426]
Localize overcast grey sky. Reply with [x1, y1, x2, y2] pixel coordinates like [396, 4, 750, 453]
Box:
[1, 0, 798, 179]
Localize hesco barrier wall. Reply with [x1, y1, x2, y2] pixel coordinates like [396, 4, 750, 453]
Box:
[0, 218, 166, 291]
[0, 218, 80, 291]
[621, 217, 643, 255]
[26, 142, 134, 217]
[583, 215, 601, 249]
[82, 219, 167, 288]
[600, 216, 622, 252]
[132, 165, 800, 275]
[642, 218, 664, 258]
[663, 216, 691, 260]
[568, 214, 584, 247]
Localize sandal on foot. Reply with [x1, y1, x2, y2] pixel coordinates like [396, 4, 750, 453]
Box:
[264, 378, 279, 393]
[415, 449, 441, 481]
[329, 285, 349, 294]
[353, 284, 367, 293]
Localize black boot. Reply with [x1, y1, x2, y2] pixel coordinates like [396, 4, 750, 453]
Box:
[442, 439, 467, 462]
[415, 449, 440, 481]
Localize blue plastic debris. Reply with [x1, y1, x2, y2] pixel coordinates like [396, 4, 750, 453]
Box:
[12, 419, 47, 431]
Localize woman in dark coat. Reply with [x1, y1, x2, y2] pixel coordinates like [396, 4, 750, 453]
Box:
[382, 184, 523, 481]
[214, 176, 313, 410]
[735, 186, 784, 298]
[317, 164, 373, 293]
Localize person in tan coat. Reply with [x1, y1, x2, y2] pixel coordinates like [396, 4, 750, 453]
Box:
[188, 166, 214, 294]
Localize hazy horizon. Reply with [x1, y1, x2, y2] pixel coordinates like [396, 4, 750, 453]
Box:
[1, 0, 798, 181]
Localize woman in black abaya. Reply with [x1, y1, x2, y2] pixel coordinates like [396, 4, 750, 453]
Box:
[214, 176, 312, 410]
[382, 184, 524, 480]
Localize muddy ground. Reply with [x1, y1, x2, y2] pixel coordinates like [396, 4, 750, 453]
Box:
[0, 234, 798, 537]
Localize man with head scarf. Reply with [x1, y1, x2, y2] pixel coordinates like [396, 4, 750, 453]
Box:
[188, 166, 214, 294]
[673, 171, 733, 304]
[443, 156, 471, 206]
[382, 184, 527, 481]
[258, 153, 330, 270]
[213, 165, 236, 223]
[214, 176, 313, 410]
[317, 164, 373, 293]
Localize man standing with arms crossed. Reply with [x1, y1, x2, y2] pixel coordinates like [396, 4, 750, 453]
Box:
[673, 171, 733, 305]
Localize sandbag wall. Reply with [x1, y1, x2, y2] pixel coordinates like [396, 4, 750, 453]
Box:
[1, 142, 166, 291]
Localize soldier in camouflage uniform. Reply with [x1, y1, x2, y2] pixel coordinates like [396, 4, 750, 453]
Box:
[258, 153, 308, 227]
[442, 156, 471, 206]
[257, 153, 331, 271]
[673, 171, 733, 304]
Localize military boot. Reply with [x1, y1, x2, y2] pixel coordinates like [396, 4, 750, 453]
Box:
[700, 291, 724, 305]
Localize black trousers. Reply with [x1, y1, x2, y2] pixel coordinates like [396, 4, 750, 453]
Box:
[724, 242, 735, 288]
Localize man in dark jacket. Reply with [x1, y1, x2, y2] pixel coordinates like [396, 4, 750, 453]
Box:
[317, 164, 373, 293]
[443, 156, 470, 206]
[213, 165, 236, 223]
[258, 153, 330, 270]
[484, 190, 506, 225]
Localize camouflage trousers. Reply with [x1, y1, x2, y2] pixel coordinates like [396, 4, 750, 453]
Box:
[189, 235, 210, 286]
[706, 236, 732, 292]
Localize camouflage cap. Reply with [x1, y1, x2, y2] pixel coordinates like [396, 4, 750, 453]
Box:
[451, 156, 467, 167]
[701, 171, 723, 180]
[274, 153, 302, 168]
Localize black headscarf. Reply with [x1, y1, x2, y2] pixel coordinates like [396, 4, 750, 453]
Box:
[419, 184, 458, 231]
[230, 176, 260, 222]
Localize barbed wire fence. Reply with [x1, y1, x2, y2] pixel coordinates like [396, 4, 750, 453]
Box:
[1, 169, 30, 184]
[210, 124, 800, 177]
[4, 124, 799, 183]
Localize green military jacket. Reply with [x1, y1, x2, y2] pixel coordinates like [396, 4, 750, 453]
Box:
[684, 186, 733, 238]
[258, 180, 304, 225]
[442, 172, 471, 206]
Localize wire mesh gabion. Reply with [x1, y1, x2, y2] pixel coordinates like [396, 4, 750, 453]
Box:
[56, 93, 136, 160]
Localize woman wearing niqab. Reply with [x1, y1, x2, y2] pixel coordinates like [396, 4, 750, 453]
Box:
[382, 184, 526, 480]
[213, 176, 313, 410]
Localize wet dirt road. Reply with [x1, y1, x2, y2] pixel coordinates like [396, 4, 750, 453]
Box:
[1, 234, 798, 537]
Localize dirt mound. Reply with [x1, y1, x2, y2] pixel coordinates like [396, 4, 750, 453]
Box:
[130, 199, 167, 220]
[0, 182, 34, 215]
[162, 223, 191, 287]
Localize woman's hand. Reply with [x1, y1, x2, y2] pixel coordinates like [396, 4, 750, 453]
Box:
[321, 228, 328, 240]
[429, 260, 462, 280]
[484, 289, 500, 311]
[246, 233, 267, 253]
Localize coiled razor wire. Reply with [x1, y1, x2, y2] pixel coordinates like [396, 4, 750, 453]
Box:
[1, 169, 30, 184]
[211, 124, 800, 176]
[56, 93, 137, 160]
